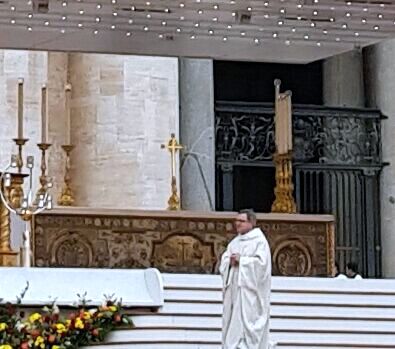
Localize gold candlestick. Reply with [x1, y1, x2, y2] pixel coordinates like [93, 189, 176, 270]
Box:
[161, 134, 183, 211]
[58, 145, 75, 206]
[271, 151, 297, 213]
[13, 138, 29, 173]
[36, 143, 52, 200]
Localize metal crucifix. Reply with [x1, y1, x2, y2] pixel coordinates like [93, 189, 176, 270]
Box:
[161, 134, 184, 210]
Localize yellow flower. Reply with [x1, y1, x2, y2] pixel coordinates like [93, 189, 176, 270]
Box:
[82, 311, 91, 320]
[65, 319, 71, 328]
[52, 346, 60, 349]
[56, 323, 67, 334]
[34, 336, 45, 348]
[29, 313, 42, 323]
[0, 323, 8, 331]
[0, 345, 13, 349]
[108, 306, 117, 312]
[75, 318, 84, 329]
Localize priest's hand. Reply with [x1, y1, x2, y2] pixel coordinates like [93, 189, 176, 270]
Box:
[230, 253, 240, 267]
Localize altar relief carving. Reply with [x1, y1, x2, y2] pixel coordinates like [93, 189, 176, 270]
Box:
[33, 208, 335, 276]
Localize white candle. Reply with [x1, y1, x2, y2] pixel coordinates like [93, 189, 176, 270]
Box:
[65, 83, 72, 145]
[278, 96, 286, 155]
[287, 93, 293, 151]
[41, 85, 48, 143]
[17, 78, 24, 139]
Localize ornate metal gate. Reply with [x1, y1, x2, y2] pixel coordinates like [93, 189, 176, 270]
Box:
[215, 101, 385, 277]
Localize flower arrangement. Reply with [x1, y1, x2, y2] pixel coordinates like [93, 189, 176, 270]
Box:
[0, 283, 132, 349]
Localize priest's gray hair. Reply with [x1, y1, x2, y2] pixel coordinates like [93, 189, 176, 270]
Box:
[239, 209, 257, 226]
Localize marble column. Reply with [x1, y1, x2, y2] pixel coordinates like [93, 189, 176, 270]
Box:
[68, 54, 179, 209]
[323, 49, 365, 107]
[364, 40, 395, 278]
[179, 58, 215, 211]
[46, 52, 69, 203]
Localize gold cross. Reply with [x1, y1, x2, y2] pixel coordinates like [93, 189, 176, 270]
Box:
[161, 133, 184, 178]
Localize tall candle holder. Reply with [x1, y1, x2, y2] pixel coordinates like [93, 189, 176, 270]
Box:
[271, 79, 296, 213]
[58, 144, 75, 206]
[0, 153, 53, 267]
[36, 143, 52, 201]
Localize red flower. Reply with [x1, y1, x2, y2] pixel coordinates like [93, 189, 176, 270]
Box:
[30, 329, 41, 338]
[48, 334, 56, 343]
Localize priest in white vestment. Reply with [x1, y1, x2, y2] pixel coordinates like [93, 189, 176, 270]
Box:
[220, 209, 272, 349]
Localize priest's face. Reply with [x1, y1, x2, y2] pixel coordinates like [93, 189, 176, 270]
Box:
[234, 213, 253, 235]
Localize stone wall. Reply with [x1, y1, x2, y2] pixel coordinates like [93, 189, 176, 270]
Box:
[0, 50, 179, 210]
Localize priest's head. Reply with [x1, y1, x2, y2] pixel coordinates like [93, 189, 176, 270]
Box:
[235, 209, 256, 235]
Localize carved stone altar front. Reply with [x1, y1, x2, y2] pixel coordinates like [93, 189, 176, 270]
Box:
[32, 208, 335, 276]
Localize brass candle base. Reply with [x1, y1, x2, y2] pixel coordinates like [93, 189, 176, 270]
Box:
[167, 176, 180, 211]
[271, 151, 297, 214]
[0, 250, 19, 267]
[58, 144, 75, 206]
[0, 172, 27, 266]
[9, 172, 28, 209]
[13, 138, 29, 173]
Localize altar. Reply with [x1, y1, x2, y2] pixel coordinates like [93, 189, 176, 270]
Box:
[31, 207, 335, 277]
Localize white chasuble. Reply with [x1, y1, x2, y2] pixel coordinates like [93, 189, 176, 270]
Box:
[219, 228, 272, 349]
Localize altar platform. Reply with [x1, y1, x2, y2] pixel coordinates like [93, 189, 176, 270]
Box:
[104, 274, 395, 349]
[2, 268, 394, 349]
